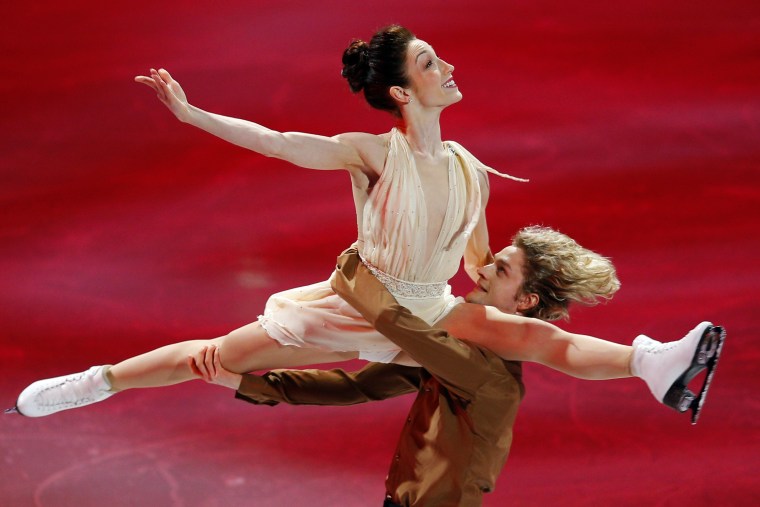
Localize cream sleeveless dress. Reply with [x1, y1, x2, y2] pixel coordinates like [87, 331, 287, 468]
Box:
[258, 128, 516, 362]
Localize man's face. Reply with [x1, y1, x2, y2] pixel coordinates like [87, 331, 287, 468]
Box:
[464, 245, 530, 314]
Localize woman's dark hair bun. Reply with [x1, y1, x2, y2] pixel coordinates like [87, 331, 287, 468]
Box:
[341, 39, 370, 93]
[340, 26, 415, 115]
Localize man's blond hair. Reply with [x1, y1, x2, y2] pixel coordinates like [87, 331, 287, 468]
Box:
[513, 226, 620, 321]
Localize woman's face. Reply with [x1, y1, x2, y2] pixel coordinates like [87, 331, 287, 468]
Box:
[403, 39, 462, 108]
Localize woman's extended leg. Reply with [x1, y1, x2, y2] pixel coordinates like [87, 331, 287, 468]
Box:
[12, 322, 357, 416]
[108, 322, 357, 390]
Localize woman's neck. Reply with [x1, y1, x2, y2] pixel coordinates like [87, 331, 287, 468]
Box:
[396, 110, 445, 158]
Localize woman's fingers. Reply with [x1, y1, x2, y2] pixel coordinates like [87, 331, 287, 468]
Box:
[134, 69, 168, 102]
[135, 67, 188, 116]
[157, 68, 173, 83]
[134, 75, 159, 93]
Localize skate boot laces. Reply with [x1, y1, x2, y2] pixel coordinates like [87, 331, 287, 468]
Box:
[12, 365, 113, 417]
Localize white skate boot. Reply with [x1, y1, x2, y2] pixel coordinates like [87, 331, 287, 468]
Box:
[631, 322, 726, 424]
[7, 366, 114, 417]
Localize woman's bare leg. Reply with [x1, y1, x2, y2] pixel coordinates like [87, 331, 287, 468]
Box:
[13, 322, 357, 417]
[105, 321, 357, 390]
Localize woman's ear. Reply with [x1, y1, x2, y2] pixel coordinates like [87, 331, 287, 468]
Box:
[389, 85, 411, 104]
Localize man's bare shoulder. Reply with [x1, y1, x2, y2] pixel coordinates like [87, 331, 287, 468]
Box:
[449, 302, 504, 317]
[444, 303, 523, 334]
[441, 303, 491, 334]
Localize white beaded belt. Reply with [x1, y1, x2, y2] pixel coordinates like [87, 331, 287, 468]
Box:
[361, 259, 447, 299]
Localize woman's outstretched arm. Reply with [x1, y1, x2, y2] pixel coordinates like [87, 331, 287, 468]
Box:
[135, 68, 382, 174]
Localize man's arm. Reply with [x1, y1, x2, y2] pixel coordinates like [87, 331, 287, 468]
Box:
[332, 250, 626, 383]
[190, 344, 420, 405]
[235, 363, 420, 406]
[331, 249, 501, 397]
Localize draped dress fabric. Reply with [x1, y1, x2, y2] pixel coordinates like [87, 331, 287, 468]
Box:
[258, 128, 488, 363]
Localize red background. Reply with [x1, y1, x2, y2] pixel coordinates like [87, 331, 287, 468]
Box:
[2, 1, 759, 505]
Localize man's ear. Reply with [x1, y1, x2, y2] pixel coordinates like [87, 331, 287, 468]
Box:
[516, 293, 539, 313]
[389, 85, 411, 104]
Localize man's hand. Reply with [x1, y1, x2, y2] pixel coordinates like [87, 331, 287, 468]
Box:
[188, 344, 243, 390]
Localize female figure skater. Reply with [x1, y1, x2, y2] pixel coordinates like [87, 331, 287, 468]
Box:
[10, 26, 722, 421]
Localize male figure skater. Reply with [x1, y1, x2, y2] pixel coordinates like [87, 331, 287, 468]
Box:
[192, 226, 724, 506]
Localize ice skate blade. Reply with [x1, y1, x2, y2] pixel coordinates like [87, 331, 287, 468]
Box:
[689, 326, 726, 425]
[662, 325, 725, 424]
[4, 406, 20, 415]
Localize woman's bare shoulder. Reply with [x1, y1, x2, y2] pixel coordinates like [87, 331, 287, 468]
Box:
[335, 130, 390, 148]
[336, 130, 392, 177]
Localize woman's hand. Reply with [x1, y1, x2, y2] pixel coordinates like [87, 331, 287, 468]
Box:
[188, 344, 243, 390]
[135, 68, 191, 121]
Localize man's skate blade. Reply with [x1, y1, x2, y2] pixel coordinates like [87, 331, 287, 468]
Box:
[4, 406, 20, 415]
[689, 326, 726, 425]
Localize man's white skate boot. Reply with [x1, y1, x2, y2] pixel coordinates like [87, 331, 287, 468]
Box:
[631, 321, 726, 424]
[7, 366, 114, 417]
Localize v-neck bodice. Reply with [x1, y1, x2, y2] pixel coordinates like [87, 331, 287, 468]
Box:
[357, 128, 482, 283]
